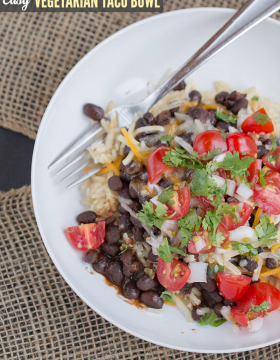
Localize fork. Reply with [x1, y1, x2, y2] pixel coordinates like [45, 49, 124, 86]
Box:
[48, 0, 280, 189]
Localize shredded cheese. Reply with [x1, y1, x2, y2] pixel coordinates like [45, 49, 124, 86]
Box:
[260, 267, 280, 277]
[180, 100, 198, 113]
[271, 244, 280, 253]
[168, 120, 180, 137]
[252, 208, 262, 229]
[202, 104, 231, 114]
[97, 155, 124, 176]
[133, 125, 164, 137]
[84, 166, 92, 172]
[121, 128, 145, 162]
[166, 174, 182, 184]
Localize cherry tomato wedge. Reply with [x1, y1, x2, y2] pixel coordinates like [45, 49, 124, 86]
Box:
[230, 307, 249, 327]
[262, 147, 280, 173]
[67, 222, 105, 251]
[237, 282, 280, 313]
[157, 258, 191, 291]
[147, 146, 172, 184]
[227, 133, 257, 158]
[247, 159, 262, 189]
[216, 273, 251, 300]
[222, 202, 253, 231]
[241, 108, 274, 134]
[165, 186, 190, 220]
[253, 172, 280, 215]
[193, 130, 228, 155]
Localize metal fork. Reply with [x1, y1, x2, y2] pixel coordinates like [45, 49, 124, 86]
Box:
[48, 0, 280, 189]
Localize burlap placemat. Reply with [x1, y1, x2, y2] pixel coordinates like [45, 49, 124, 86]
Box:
[1, 2, 280, 359]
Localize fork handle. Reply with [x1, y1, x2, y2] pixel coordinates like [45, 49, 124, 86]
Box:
[144, 0, 280, 108]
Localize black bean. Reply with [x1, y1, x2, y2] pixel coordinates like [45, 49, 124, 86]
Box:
[77, 211, 97, 224]
[249, 213, 255, 227]
[135, 117, 149, 129]
[120, 160, 142, 175]
[136, 274, 158, 291]
[129, 182, 138, 199]
[177, 132, 194, 147]
[258, 246, 265, 254]
[105, 216, 115, 226]
[227, 91, 246, 102]
[102, 242, 119, 257]
[194, 282, 203, 290]
[143, 232, 150, 241]
[118, 184, 132, 200]
[223, 299, 236, 307]
[215, 91, 229, 104]
[276, 138, 280, 147]
[129, 201, 141, 213]
[123, 280, 140, 299]
[153, 140, 170, 148]
[155, 110, 172, 126]
[108, 176, 123, 191]
[129, 177, 143, 199]
[123, 261, 141, 277]
[187, 107, 211, 123]
[105, 261, 124, 286]
[105, 225, 120, 244]
[185, 168, 195, 183]
[199, 274, 217, 293]
[158, 177, 173, 188]
[263, 139, 272, 146]
[266, 258, 277, 269]
[85, 249, 99, 264]
[181, 283, 193, 295]
[216, 120, 230, 132]
[117, 203, 127, 214]
[191, 306, 201, 321]
[170, 107, 179, 116]
[231, 98, 248, 115]
[119, 213, 132, 230]
[133, 268, 145, 281]
[133, 227, 144, 242]
[123, 145, 130, 157]
[241, 257, 258, 272]
[143, 112, 154, 124]
[148, 249, 158, 262]
[83, 103, 104, 121]
[257, 145, 268, 159]
[141, 291, 163, 309]
[93, 254, 110, 274]
[214, 303, 223, 317]
[189, 90, 202, 103]
[130, 216, 143, 228]
[208, 109, 218, 126]
[120, 249, 134, 265]
[173, 80, 185, 91]
[151, 225, 161, 236]
[201, 289, 223, 308]
[120, 171, 138, 183]
[139, 194, 151, 205]
[230, 255, 241, 267]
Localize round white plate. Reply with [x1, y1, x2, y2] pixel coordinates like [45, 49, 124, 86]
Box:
[32, 8, 280, 353]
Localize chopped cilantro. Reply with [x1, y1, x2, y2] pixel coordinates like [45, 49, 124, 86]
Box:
[255, 216, 277, 246]
[180, 228, 194, 247]
[206, 160, 219, 176]
[202, 209, 224, 246]
[259, 170, 267, 186]
[157, 238, 188, 263]
[251, 96, 259, 101]
[163, 147, 204, 170]
[161, 135, 174, 142]
[198, 313, 226, 327]
[271, 138, 277, 152]
[119, 244, 129, 255]
[137, 201, 176, 229]
[216, 203, 240, 223]
[268, 155, 279, 162]
[209, 264, 225, 278]
[232, 242, 258, 257]
[215, 109, 237, 124]
[242, 151, 247, 156]
[253, 111, 269, 125]
[248, 301, 270, 314]
[160, 291, 176, 304]
[178, 209, 202, 247]
[191, 169, 219, 197]
[221, 132, 226, 141]
[201, 148, 223, 161]
[217, 151, 255, 177]
[158, 186, 175, 206]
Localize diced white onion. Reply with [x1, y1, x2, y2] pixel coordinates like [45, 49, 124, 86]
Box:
[133, 125, 165, 137]
[146, 233, 164, 256]
[229, 226, 258, 243]
[236, 182, 254, 201]
[209, 175, 225, 188]
[187, 262, 208, 283]
[150, 195, 159, 206]
[174, 136, 193, 153]
[226, 179, 236, 196]
[233, 193, 255, 207]
[228, 126, 239, 133]
[220, 306, 235, 324]
[147, 181, 163, 194]
[118, 196, 132, 205]
[247, 317, 264, 333]
[213, 152, 227, 163]
[194, 237, 207, 252]
[161, 220, 179, 234]
[196, 307, 212, 316]
[214, 247, 230, 255]
[118, 201, 151, 235]
[172, 294, 193, 322]
[237, 114, 248, 128]
[184, 255, 196, 263]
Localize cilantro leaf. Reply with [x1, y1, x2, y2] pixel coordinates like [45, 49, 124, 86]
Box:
[268, 155, 279, 162]
[163, 147, 204, 170]
[191, 169, 218, 196]
[202, 209, 224, 246]
[160, 291, 176, 304]
[248, 301, 270, 314]
[161, 135, 174, 142]
[198, 313, 226, 327]
[217, 151, 255, 177]
[180, 228, 193, 247]
[201, 148, 223, 161]
[271, 138, 277, 152]
[221, 132, 226, 141]
[232, 242, 258, 257]
[178, 209, 202, 247]
[251, 96, 259, 101]
[157, 238, 188, 263]
[137, 201, 175, 229]
[259, 170, 267, 186]
[215, 109, 237, 124]
[209, 264, 224, 278]
[255, 216, 277, 246]
[253, 111, 269, 125]
[158, 186, 175, 206]
[216, 203, 240, 223]
[206, 160, 219, 176]
[119, 244, 129, 255]
[169, 246, 188, 257]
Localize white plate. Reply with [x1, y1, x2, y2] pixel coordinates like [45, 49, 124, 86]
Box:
[32, 8, 280, 353]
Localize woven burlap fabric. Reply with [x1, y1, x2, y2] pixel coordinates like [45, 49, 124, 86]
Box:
[1, 2, 280, 359]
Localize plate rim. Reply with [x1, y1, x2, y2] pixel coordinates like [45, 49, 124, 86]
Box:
[31, 7, 280, 353]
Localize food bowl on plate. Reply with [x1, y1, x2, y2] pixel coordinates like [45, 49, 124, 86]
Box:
[32, 8, 280, 353]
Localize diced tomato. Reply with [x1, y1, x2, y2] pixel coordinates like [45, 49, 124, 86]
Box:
[67, 222, 105, 251]
[157, 258, 191, 291]
[216, 273, 251, 300]
[241, 108, 274, 134]
[193, 130, 228, 155]
[147, 146, 172, 184]
[221, 202, 253, 231]
[195, 195, 216, 211]
[165, 186, 190, 220]
[253, 172, 280, 215]
[227, 133, 257, 158]
[237, 282, 280, 313]
[247, 159, 262, 189]
[230, 307, 249, 327]
[262, 147, 280, 173]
